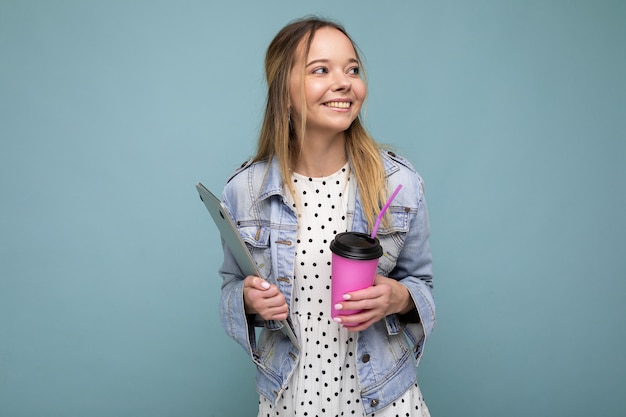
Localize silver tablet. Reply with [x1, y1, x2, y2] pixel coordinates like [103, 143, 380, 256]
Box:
[196, 183, 300, 350]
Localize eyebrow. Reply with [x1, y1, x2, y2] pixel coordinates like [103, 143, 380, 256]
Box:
[306, 58, 359, 67]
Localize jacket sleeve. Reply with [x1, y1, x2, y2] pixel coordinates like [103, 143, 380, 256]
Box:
[216, 177, 258, 357]
[218, 238, 258, 356]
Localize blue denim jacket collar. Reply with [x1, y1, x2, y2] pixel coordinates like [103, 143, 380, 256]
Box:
[245, 151, 405, 231]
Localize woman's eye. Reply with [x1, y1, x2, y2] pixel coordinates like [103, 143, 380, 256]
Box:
[348, 66, 360, 75]
[312, 67, 328, 74]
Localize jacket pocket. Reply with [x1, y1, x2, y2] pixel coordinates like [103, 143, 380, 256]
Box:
[375, 206, 414, 276]
[237, 221, 273, 280]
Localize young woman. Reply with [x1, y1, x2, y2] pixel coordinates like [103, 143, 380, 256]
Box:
[218, 17, 435, 417]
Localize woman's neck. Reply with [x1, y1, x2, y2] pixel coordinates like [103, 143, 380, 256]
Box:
[292, 132, 347, 178]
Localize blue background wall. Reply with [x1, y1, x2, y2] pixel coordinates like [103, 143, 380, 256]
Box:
[1, 1, 624, 416]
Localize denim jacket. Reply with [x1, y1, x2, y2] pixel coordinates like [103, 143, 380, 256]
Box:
[218, 149, 435, 414]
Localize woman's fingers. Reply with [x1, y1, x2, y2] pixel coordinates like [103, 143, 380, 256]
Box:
[243, 276, 288, 320]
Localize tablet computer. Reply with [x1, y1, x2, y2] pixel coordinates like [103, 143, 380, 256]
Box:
[196, 183, 299, 350]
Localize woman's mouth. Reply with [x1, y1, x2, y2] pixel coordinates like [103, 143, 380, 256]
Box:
[324, 101, 351, 109]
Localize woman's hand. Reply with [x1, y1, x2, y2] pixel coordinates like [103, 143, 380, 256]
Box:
[243, 276, 289, 321]
[333, 275, 414, 332]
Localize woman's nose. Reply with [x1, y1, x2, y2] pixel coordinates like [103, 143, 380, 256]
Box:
[331, 72, 351, 91]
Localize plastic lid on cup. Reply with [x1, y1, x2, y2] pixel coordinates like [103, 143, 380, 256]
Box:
[329, 232, 383, 260]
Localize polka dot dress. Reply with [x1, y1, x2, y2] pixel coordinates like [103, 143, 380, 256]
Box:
[258, 164, 430, 417]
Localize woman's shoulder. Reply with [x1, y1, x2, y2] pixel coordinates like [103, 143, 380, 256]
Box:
[222, 158, 275, 205]
[378, 148, 426, 201]
[224, 158, 270, 186]
[221, 159, 260, 200]
[379, 148, 417, 172]
[379, 148, 424, 178]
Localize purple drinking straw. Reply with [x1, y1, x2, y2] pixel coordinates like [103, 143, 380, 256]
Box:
[371, 184, 403, 239]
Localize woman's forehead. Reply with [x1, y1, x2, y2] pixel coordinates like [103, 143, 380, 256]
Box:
[298, 27, 356, 63]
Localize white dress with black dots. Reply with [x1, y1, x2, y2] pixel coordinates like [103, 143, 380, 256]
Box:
[258, 164, 430, 417]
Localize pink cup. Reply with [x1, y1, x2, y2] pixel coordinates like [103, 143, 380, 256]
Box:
[330, 232, 383, 326]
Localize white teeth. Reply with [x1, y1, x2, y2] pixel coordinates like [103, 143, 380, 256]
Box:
[325, 101, 351, 109]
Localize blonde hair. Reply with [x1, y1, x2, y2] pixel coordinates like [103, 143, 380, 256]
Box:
[253, 16, 387, 230]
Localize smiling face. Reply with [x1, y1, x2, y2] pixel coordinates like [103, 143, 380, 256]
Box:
[289, 27, 367, 139]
